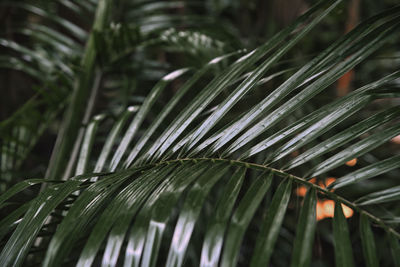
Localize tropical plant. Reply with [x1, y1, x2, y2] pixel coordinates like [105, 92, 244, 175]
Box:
[0, 0, 400, 266]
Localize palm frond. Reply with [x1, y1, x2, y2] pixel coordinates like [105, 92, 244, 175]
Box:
[1, 0, 400, 266]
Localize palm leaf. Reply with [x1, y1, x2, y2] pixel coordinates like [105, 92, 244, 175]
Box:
[1, 0, 400, 266]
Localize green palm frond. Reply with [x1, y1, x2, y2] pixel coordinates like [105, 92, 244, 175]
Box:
[1, 0, 400, 266]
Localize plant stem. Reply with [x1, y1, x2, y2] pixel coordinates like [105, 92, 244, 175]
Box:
[45, 0, 111, 180]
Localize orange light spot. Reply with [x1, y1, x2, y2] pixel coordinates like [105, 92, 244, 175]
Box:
[316, 201, 326, 220]
[296, 178, 317, 197]
[309, 177, 317, 184]
[345, 158, 357, 167]
[392, 135, 400, 144]
[296, 186, 307, 197]
[315, 200, 354, 221]
[297, 178, 337, 197]
[341, 204, 354, 218]
[297, 178, 353, 221]
[325, 177, 336, 188]
[322, 200, 335, 218]
[316, 177, 336, 190]
[337, 70, 354, 97]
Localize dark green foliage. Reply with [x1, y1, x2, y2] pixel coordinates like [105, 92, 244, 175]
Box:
[0, 0, 399, 266]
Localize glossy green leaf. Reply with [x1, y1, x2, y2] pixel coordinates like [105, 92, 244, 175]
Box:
[42, 168, 139, 267]
[200, 167, 246, 267]
[0, 176, 90, 267]
[269, 91, 389, 163]
[0, 179, 49, 207]
[178, 0, 342, 156]
[0, 202, 30, 241]
[250, 178, 292, 267]
[109, 68, 190, 171]
[245, 90, 373, 160]
[388, 233, 400, 267]
[332, 155, 400, 190]
[75, 114, 105, 175]
[220, 171, 273, 267]
[127, 51, 242, 167]
[108, 162, 207, 267]
[174, 69, 293, 157]
[204, 0, 379, 155]
[210, 7, 400, 156]
[310, 123, 400, 177]
[333, 202, 355, 267]
[93, 106, 138, 175]
[76, 164, 177, 267]
[165, 163, 230, 267]
[290, 188, 317, 267]
[224, 18, 400, 156]
[360, 214, 379, 267]
[142, 0, 339, 163]
[356, 185, 400, 206]
[286, 106, 400, 170]
[2, 1, 400, 266]
[136, 162, 211, 267]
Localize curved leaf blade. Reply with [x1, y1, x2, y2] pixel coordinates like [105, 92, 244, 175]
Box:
[165, 163, 230, 267]
[360, 214, 379, 267]
[310, 124, 400, 177]
[333, 202, 355, 267]
[250, 178, 292, 267]
[286, 105, 400, 170]
[200, 167, 246, 267]
[332, 155, 400, 190]
[220, 171, 273, 267]
[290, 188, 317, 267]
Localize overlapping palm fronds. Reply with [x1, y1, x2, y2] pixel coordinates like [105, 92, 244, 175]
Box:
[1, 0, 400, 266]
